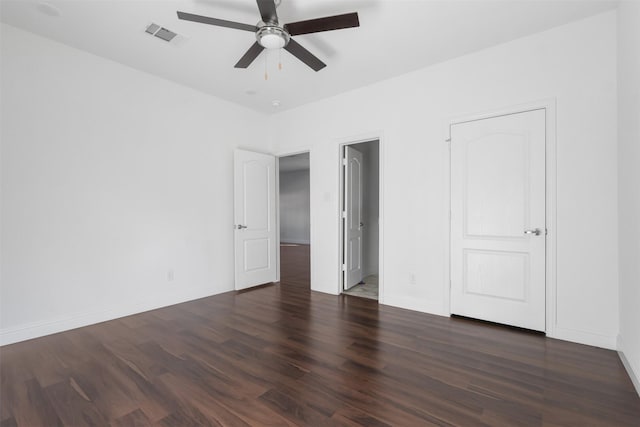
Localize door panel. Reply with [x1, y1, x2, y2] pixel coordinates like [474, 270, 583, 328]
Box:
[234, 149, 277, 290]
[243, 161, 270, 231]
[465, 133, 527, 238]
[344, 146, 363, 289]
[451, 109, 546, 331]
[464, 250, 528, 301]
[244, 239, 270, 271]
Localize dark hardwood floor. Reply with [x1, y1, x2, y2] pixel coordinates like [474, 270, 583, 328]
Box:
[2, 244, 639, 426]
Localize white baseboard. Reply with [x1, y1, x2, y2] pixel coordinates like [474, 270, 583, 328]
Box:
[618, 334, 640, 397]
[382, 295, 448, 317]
[0, 287, 230, 346]
[280, 239, 310, 245]
[548, 326, 617, 350]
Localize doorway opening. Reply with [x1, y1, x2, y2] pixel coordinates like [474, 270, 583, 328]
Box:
[278, 152, 310, 288]
[340, 140, 380, 300]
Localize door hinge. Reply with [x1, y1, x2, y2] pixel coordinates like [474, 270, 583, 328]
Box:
[446, 137, 451, 143]
[342, 158, 347, 166]
[342, 264, 346, 271]
[342, 211, 347, 218]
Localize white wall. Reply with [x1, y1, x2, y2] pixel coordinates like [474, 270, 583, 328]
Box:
[617, 1, 640, 392]
[0, 11, 624, 353]
[0, 24, 268, 345]
[270, 12, 619, 349]
[279, 169, 310, 244]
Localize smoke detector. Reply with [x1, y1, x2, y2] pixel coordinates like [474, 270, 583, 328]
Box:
[35, 2, 61, 17]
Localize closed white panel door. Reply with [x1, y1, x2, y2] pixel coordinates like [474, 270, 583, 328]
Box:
[234, 149, 277, 290]
[451, 109, 546, 331]
[344, 146, 363, 289]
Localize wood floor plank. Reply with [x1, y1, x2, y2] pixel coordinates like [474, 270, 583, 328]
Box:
[1, 244, 639, 426]
[258, 387, 329, 426]
[8, 379, 63, 427]
[43, 379, 108, 426]
[330, 405, 393, 427]
[0, 418, 18, 427]
[111, 408, 152, 427]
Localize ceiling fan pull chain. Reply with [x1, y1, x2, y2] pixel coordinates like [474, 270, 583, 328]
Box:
[264, 53, 268, 80]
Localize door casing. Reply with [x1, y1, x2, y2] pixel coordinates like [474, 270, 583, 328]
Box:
[444, 99, 557, 337]
[338, 135, 384, 301]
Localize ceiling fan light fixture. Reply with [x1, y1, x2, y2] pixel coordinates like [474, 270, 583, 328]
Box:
[256, 26, 289, 49]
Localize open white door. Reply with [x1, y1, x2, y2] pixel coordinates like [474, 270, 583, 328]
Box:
[450, 109, 546, 331]
[344, 146, 364, 289]
[234, 149, 277, 290]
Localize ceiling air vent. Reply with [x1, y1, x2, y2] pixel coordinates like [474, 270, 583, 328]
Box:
[145, 23, 178, 42]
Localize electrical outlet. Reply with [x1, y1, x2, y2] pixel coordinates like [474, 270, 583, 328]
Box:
[167, 269, 174, 282]
[409, 273, 416, 285]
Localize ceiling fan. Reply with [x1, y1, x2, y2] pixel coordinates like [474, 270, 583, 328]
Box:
[177, 0, 360, 72]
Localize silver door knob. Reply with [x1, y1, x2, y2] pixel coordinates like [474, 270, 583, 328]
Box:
[236, 224, 247, 229]
[524, 228, 542, 236]
[359, 222, 364, 228]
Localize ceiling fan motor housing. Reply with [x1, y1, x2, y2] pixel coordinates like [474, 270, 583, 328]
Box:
[256, 24, 290, 49]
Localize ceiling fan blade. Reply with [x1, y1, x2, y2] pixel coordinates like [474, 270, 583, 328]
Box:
[177, 11, 257, 32]
[234, 42, 265, 68]
[256, 0, 278, 24]
[284, 39, 326, 72]
[284, 12, 359, 36]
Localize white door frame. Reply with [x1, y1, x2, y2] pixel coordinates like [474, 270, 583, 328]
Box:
[443, 99, 557, 336]
[275, 148, 311, 284]
[337, 133, 385, 303]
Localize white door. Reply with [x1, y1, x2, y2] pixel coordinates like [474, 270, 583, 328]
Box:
[450, 109, 546, 331]
[234, 149, 277, 290]
[344, 146, 364, 289]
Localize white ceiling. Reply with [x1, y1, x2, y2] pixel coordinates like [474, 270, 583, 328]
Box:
[1, 0, 617, 114]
